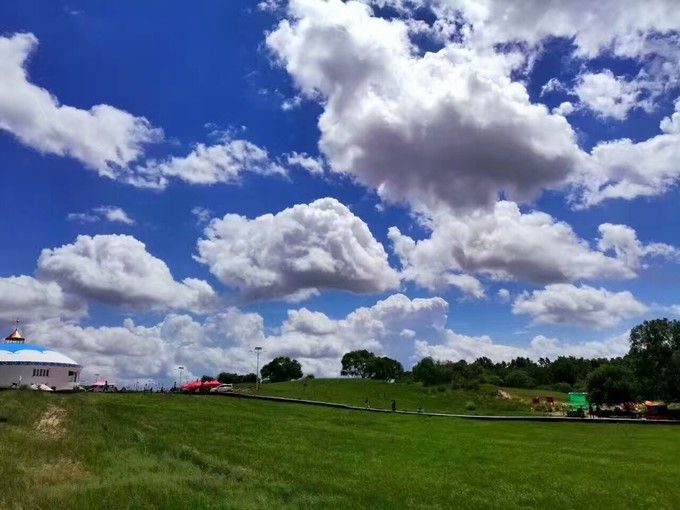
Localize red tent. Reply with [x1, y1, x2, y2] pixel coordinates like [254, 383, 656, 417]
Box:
[181, 379, 221, 392]
[201, 379, 221, 390]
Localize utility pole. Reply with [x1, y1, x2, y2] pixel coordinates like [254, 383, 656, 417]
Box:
[254, 347, 263, 391]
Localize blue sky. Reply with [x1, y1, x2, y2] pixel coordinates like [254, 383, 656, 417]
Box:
[1, 0, 679, 384]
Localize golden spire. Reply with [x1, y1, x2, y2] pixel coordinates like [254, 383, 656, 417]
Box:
[5, 319, 25, 343]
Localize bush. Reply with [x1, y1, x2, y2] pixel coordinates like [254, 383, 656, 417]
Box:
[465, 401, 476, 411]
[504, 370, 535, 389]
[553, 382, 572, 394]
[484, 374, 503, 386]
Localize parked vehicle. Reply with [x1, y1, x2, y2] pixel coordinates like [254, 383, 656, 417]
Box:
[210, 383, 234, 393]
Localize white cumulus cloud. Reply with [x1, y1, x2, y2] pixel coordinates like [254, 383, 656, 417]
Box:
[196, 197, 399, 301]
[389, 201, 635, 291]
[133, 138, 285, 189]
[0, 276, 86, 322]
[267, 0, 582, 212]
[37, 234, 216, 312]
[0, 33, 161, 178]
[512, 283, 648, 327]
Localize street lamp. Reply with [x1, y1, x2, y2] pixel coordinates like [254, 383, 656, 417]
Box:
[254, 347, 263, 391]
[178, 365, 185, 390]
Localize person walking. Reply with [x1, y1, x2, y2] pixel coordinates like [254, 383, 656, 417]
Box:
[391, 399, 396, 412]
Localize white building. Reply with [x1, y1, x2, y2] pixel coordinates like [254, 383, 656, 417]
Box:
[0, 326, 81, 390]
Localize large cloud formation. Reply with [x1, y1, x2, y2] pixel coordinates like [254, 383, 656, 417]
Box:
[389, 202, 648, 293]
[269, 0, 680, 210]
[37, 234, 216, 312]
[267, 0, 582, 212]
[0, 33, 161, 177]
[196, 198, 400, 301]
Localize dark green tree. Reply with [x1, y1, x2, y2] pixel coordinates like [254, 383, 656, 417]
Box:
[550, 357, 579, 386]
[587, 365, 635, 405]
[629, 319, 680, 401]
[217, 372, 257, 384]
[260, 357, 303, 383]
[368, 356, 404, 380]
[504, 370, 534, 389]
[341, 349, 376, 378]
[412, 357, 441, 386]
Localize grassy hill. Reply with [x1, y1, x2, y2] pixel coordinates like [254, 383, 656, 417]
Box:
[2, 391, 679, 509]
[248, 378, 568, 415]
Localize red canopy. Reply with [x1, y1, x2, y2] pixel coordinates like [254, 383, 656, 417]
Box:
[181, 379, 221, 391]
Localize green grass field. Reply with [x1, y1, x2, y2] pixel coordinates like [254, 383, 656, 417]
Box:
[248, 378, 568, 415]
[1, 390, 679, 509]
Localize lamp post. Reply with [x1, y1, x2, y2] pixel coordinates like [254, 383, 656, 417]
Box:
[178, 365, 184, 390]
[254, 347, 263, 391]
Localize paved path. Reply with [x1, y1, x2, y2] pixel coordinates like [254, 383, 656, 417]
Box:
[212, 391, 680, 425]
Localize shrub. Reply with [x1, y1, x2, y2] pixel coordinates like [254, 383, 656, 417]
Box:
[484, 374, 503, 386]
[465, 401, 476, 411]
[504, 370, 535, 389]
[553, 382, 572, 394]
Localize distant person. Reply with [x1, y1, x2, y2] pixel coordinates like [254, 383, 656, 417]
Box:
[365, 397, 369, 408]
[589, 404, 594, 418]
[391, 400, 396, 412]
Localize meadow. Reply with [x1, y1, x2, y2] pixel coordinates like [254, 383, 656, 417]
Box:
[248, 377, 568, 415]
[1, 389, 679, 509]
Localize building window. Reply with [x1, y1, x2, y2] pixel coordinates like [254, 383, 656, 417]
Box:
[32, 368, 49, 377]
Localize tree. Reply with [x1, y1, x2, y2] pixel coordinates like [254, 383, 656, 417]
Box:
[368, 356, 404, 380]
[550, 357, 579, 386]
[504, 370, 534, 389]
[260, 357, 303, 383]
[341, 350, 376, 378]
[412, 357, 441, 386]
[587, 365, 635, 405]
[629, 319, 680, 401]
[200, 374, 214, 382]
[217, 372, 257, 384]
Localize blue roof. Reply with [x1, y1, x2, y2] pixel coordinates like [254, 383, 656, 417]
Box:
[0, 343, 49, 353]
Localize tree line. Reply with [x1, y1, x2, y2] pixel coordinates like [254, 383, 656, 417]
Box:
[201, 319, 678, 404]
[341, 319, 680, 404]
[203, 356, 304, 385]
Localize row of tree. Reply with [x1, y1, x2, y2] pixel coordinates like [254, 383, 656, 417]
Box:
[202, 357, 303, 384]
[340, 319, 680, 404]
[201, 319, 679, 403]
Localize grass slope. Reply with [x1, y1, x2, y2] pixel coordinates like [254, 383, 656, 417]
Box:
[250, 378, 567, 415]
[1, 391, 679, 509]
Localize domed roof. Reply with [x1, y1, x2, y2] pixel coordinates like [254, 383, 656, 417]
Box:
[0, 325, 80, 367]
[0, 342, 80, 366]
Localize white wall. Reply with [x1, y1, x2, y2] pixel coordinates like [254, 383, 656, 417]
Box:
[0, 364, 81, 390]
